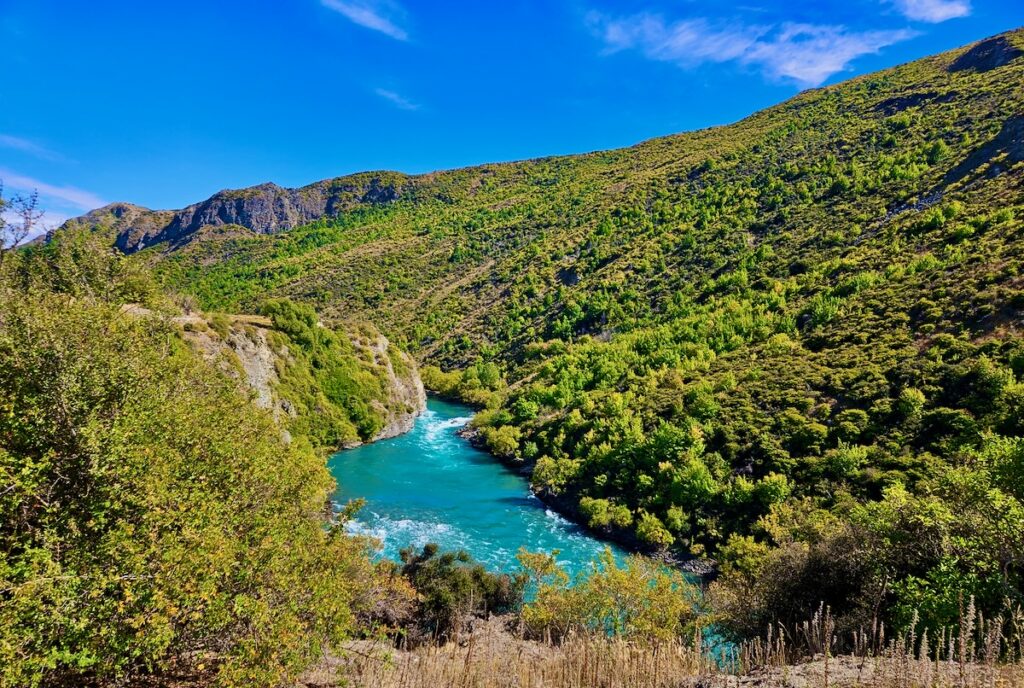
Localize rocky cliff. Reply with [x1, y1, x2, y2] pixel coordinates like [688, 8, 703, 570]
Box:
[357, 333, 427, 442]
[175, 311, 425, 448]
[62, 172, 411, 253]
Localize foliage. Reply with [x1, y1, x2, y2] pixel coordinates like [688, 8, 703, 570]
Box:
[518, 548, 701, 642]
[260, 298, 397, 445]
[0, 244, 377, 687]
[421, 362, 505, 408]
[397, 544, 524, 641]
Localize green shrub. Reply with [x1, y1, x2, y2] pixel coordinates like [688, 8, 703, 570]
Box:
[0, 292, 371, 687]
[636, 512, 675, 549]
[398, 545, 524, 640]
[519, 549, 700, 642]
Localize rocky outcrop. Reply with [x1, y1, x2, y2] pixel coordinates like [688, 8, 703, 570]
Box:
[177, 312, 425, 447]
[352, 333, 427, 442]
[177, 313, 294, 420]
[61, 172, 412, 253]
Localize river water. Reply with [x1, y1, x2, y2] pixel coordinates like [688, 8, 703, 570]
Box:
[329, 397, 623, 578]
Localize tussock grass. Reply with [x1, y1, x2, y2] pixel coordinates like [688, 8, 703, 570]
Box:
[322, 604, 1024, 688]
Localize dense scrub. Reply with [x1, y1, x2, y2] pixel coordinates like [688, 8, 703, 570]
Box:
[54, 30, 1024, 642]
[0, 235, 383, 687]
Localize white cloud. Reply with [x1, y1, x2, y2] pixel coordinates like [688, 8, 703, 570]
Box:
[0, 168, 107, 211]
[374, 88, 420, 111]
[0, 134, 65, 162]
[321, 0, 408, 40]
[595, 14, 765, 64]
[748, 23, 917, 86]
[890, 0, 970, 23]
[589, 12, 917, 88]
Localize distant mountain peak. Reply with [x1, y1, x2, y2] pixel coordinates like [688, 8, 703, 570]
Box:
[58, 173, 410, 253]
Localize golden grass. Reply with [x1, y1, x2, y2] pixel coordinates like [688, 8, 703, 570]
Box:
[307, 604, 1024, 688]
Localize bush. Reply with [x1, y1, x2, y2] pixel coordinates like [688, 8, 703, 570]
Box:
[398, 545, 524, 641]
[579, 497, 633, 530]
[0, 291, 372, 687]
[481, 424, 521, 458]
[519, 549, 700, 642]
[636, 512, 675, 549]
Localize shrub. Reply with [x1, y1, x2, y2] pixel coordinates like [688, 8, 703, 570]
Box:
[481, 424, 521, 458]
[398, 545, 524, 641]
[0, 292, 371, 687]
[636, 512, 675, 549]
[519, 549, 700, 642]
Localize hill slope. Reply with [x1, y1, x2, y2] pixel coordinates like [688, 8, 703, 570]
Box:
[167, 307, 425, 448]
[61, 30, 1024, 636]
[65, 31, 1024, 361]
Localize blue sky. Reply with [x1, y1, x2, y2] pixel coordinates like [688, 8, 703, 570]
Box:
[2, 0, 1022, 235]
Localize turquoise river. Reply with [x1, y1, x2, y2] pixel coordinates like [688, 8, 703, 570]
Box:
[330, 397, 624, 577]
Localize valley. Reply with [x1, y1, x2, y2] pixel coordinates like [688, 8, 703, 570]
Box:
[4, 24, 1024, 688]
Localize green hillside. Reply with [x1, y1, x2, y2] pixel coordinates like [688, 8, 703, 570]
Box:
[63, 31, 1024, 637]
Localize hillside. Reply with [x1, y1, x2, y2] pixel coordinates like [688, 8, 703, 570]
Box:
[65, 32, 1024, 359]
[173, 306, 425, 449]
[58, 30, 1024, 640]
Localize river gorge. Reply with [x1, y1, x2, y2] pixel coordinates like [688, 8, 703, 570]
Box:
[330, 397, 623, 577]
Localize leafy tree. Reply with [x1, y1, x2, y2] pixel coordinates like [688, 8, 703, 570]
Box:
[519, 548, 700, 642]
[0, 292, 373, 686]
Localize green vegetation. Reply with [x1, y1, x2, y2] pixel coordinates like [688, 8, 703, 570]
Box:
[0, 234, 384, 686]
[518, 548, 701, 642]
[16, 28, 1024, 673]
[124, 32, 1024, 641]
[260, 298, 398, 446]
[421, 362, 505, 408]
[389, 544, 524, 642]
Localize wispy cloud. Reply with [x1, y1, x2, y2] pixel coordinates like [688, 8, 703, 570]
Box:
[321, 0, 408, 40]
[589, 12, 917, 88]
[748, 24, 917, 86]
[889, 0, 970, 23]
[0, 134, 65, 162]
[0, 168, 107, 210]
[374, 88, 420, 111]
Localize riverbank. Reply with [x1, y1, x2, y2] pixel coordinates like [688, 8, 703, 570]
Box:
[452, 421, 716, 578]
[330, 398, 627, 578]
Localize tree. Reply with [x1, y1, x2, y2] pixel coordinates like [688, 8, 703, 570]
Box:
[519, 548, 700, 642]
[0, 246, 374, 687]
[0, 183, 43, 265]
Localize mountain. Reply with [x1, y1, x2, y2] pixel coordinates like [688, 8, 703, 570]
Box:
[67, 37, 1024, 259]
[63, 31, 1024, 360]
[56, 30, 1024, 636]
[64, 173, 409, 253]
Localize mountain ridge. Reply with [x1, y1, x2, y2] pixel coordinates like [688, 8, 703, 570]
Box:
[58, 30, 1024, 263]
[62, 172, 413, 252]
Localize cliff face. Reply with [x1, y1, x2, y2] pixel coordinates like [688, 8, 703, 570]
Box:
[357, 333, 427, 442]
[63, 172, 410, 253]
[179, 313, 288, 416]
[177, 312, 425, 448]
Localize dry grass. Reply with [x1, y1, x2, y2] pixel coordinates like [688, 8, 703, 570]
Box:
[303, 605, 1024, 688]
[305, 628, 713, 688]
